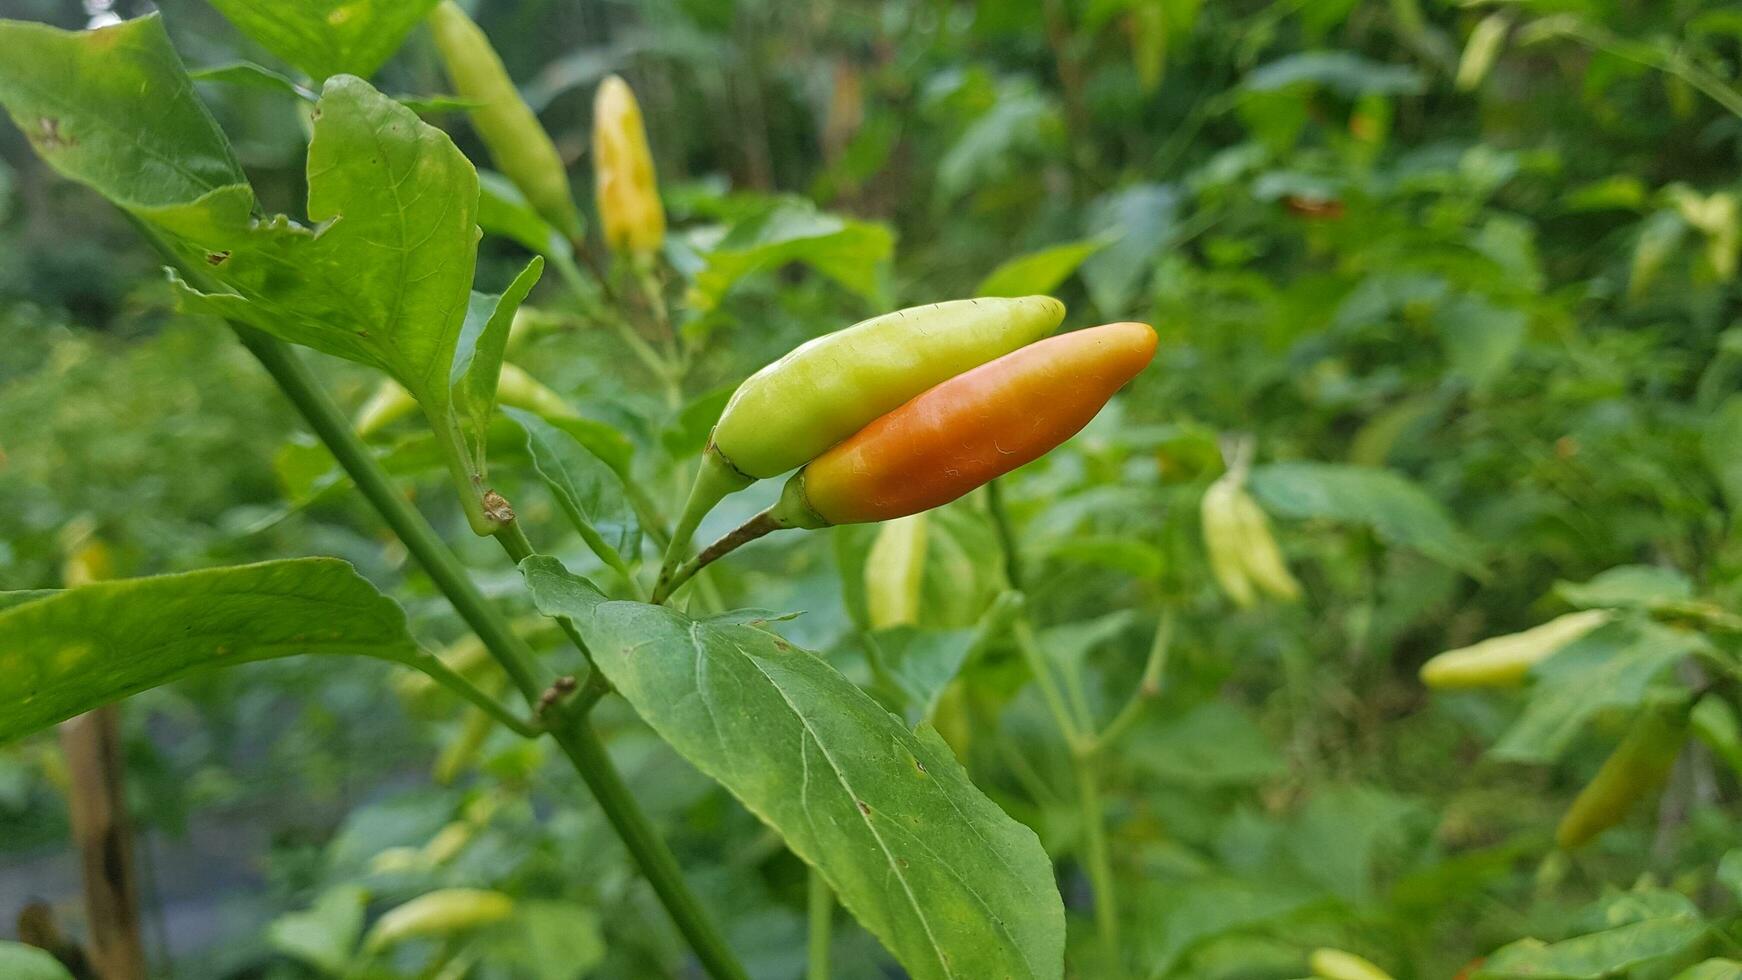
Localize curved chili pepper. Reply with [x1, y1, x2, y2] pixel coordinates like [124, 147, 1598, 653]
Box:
[1555, 701, 1689, 849]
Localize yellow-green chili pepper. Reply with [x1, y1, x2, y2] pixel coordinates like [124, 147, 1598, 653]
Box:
[660, 296, 1065, 579]
[428, 1, 583, 241]
[1555, 701, 1689, 849]
[1420, 610, 1610, 689]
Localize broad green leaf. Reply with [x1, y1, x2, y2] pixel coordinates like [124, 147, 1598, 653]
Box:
[1675, 961, 1742, 980]
[975, 236, 1110, 298]
[505, 409, 640, 577]
[1250, 462, 1485, 576]
[205, 0, 441, 81]
[0, 16, 245, 208]
[1703, 395, 1742, 512]
[482, 900, 607, 980]
[452, 257, 546, 475]
[0, 942, 73, 980]
[1555, 565, 1693, 609]
[1139, 876, 1320, 976]
[1243, 52, 1426, 96]
[0, 559, 420, 744]
[1081, 184, 1178, 316]
[1475, 916, 1707, 979]
[1437, 294, 1526, 392]
[1129, 702, 1285, 787]
[1492, 621, 1701, 764]
[936, 85, 1063, 203]
[174, 75, 480, 412]
[686, 198, 894, 313]
[268, 885, 369, 976]
[0, 591, 56, 612]
[519, 558, 1065, 980]
[1718, 851, 1742, 904]
[479, 170, 574, 258]
[191, 61, 316, 102]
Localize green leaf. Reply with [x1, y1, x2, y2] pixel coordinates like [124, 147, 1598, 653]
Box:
[1250, 461, 1485, 576]
[191, 61, 316, 102]
[519, 558, 1065, 980]
[268, 885, 369, 976]
[0, 559, 419, 745]
[1474, 915, 1707, 979]
[1703, 395, 1742, 512]
[0, 591, 56, 613]
[975, 236, 1110, 298]
[482, 900, 607, 980]
[1081, 184, 1178, 316]
[505, 409, 640, 577]
[1437, 294, 1526, 392]
[1243, 52, 1426, 96]
[173, 75, 480, 413]
[0, 942, 73, 980]
[686, 198, 894, 313]
[1718, 851, 1742, 904]
[1129, 702, 1285, 787]
[0, 16, 246, 208]
[205, 0, 440, 81]
[1492, 621, 1700, 764]
[452, 257, 545, 475]
[1674, 961, 1742, 980]
[864, 625, 985, 725]
[478, 170, 573, 258]
[1555, 565, 1693, 609]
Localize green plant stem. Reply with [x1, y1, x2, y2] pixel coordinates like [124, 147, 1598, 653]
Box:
[1074, 760, 1120, 972]
[1090, 609, 1175, 755]
[411, 653, 543, 737]
[222, 330, 748, 980]
[984, 479, 1024, 591]
[1010, 617, 1085, 750]
[806, 867, 832, 980]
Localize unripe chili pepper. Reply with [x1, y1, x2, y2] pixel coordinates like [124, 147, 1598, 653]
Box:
[363, 888, 514, 952]
[655, 322, 1154, 601]
[660, 296, 1065, 580]
[1202, 472, 1299, 608]
[1420, 610, 1610, 690]
[428, 2, 583, 242]
[593, 75, 664, 258]
[1310, 948, 1394, 980]
[1554, 701, 1689, 850]
[865, 513, 928, 629]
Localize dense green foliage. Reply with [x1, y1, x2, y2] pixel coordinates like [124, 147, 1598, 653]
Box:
[2, 0, 1742, 978]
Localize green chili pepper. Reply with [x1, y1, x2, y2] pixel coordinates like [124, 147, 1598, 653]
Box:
[428, 1, 582, 241]
[1420, 610, 1610, 689]
[659, 296, 1065, 580]
[1555, 701, 1689, 849]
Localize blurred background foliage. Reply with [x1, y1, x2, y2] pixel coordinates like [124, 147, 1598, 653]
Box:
[3, 0, 1742, 977]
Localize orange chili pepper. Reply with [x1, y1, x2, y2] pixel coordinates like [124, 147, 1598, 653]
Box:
[787, 321, 1158, 526]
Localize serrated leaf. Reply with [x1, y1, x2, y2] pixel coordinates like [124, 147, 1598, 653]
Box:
[976, 236, 1110, 298]
[519, 558, 1065, 980]
[686, 198, 893, 313]
[505, 409, 640, 577]
[0, 943, 73, 980]
[205, 0, 440, 81]
[0, 559, 420, 744]
[1250, 461, 1485, 576]
[1492, 621, 1701, 764]
[0, 16, 246, 209]
[268, 885, 369, 976]
[452, 256, 545, 475]
[173, 75, 480, 413]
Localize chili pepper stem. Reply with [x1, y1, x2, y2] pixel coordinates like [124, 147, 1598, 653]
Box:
[657, 448, 754, 589]
[655, 510, 784, 604]
[806, 866, 833, 980]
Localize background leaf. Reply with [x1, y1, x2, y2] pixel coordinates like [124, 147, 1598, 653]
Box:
[0, 559, 419, 744]
[205, 0, 442, 81]
[1250, 461, 1485, 576]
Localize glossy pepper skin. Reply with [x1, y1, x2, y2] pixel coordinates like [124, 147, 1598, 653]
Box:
[779, 321, 1157, 527]
[660, 296, 1066, 578]
[1555, 702, 1689, 849]
[428, 2, 583, 242]
[593, 75, 665, 258]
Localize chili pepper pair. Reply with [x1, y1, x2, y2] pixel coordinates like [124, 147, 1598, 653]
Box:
[655, 298, 1157, 601]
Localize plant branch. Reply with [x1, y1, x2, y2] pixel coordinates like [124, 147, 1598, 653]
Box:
[1090, 608, 1175, 755]
[807, 866, 832, 980]
[655, 509, 786, 603]
[409, 652, 543, 737]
